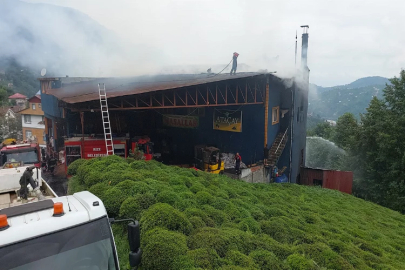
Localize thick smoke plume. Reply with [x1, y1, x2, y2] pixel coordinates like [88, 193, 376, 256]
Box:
[0, 0, 166, 77]
[0, 0, 305, 79]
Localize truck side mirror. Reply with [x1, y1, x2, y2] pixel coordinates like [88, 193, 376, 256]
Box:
[129, 249, 142, 268]
[128, 221, 141, 267]
[128, 220, 140, 251]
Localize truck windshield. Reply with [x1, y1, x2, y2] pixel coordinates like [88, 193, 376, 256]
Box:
[1, 149, 39, 165]
[0, 217, 119, 270]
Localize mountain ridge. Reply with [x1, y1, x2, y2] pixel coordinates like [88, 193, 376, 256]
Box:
[308, 76, 391, 121]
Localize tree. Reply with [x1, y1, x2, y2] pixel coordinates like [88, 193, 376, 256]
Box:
[355, 70, 405, 212]
[0, 114, 22, 142]
[333, 112, 359, 150]
[0, 86, 8, 105]
[307, 122, 335, 140]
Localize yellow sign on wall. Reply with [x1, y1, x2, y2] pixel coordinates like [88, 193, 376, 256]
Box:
[213, 110, 242, 132]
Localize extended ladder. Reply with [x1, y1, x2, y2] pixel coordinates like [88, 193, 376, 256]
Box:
[98, 83, 114, 156]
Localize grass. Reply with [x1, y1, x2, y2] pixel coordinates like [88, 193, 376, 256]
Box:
[68, 156, 405, 270]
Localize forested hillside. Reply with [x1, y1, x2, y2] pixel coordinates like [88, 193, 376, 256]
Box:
[0, 59, 40, 100]
[308, 76, 390, 120]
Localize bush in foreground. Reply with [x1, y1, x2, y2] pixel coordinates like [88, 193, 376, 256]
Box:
[68, 157, 405, 270]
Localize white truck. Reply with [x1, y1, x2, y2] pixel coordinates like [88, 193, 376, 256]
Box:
[0, 163, 142, 270]
[0, 162, 56, 207]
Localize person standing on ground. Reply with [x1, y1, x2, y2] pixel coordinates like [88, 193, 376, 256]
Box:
[264, 144, 269, 165]
[234, 152, 242, 174]
[230, 52, 239, 75]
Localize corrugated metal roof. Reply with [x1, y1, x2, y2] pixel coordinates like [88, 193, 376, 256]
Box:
[40, 72, 267, 104]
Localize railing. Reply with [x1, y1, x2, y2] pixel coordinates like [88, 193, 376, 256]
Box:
[274, 128, 289, 157]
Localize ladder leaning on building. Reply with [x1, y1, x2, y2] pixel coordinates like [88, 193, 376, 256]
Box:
[98, 83, 114, 156]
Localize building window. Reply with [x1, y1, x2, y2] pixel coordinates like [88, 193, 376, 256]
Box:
[43, 131, 46, 142]
[24, 115, 31, 124]
[32, 104, 36, 110]
[25, 130, 32, 139]
[39, 103, 42, 108]
[272, 106, 279, 125]
[313, 179, 323, 187]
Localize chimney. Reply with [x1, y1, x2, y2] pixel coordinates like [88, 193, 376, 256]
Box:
[300, 25, 309, 71]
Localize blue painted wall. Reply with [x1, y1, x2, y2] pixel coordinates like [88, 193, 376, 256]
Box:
[41, 92, 63, 118]
[290, 77, 309, 183]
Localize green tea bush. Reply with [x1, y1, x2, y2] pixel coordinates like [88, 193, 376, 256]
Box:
[189, 182, 206, 194]
[287, 254, 315, 270]
[115, 180, 139, 197]
[200, 205, 229, 226]
[130, 160, 163, 171]
[156, 190, 181, 206]
[134, 192, 156, 211]
[195, 191, 215, 205]
[119, 193, 157, 221]
[88, 182, 110, 201]
[106, 162, 129, 172]
[140, 203, 192, 235]
[249, 250, 287, 270]
[102, 187, 129, 216]
[66, 158, 86, 175]
[68, 158, 405, 270]
[188, 216, 206, 230]
[188, 227, 230, 257]
[141, 228, 188, 270]
[224, 250, 256, 268]
[187, 248, 222, 269]
[83, 171, 104, 187]
[119, 197, 141, 220]
[238, 217, 261, 234]
[67, 176, 85, 195]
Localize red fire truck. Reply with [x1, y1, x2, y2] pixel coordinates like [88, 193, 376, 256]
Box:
[0, 143, 41, 168]
[65, 137, 128, 173]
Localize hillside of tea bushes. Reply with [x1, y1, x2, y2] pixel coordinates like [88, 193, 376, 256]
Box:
[67, 156, 405, 270]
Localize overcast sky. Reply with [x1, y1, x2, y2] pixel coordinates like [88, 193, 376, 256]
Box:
[26, 0, 405, 86]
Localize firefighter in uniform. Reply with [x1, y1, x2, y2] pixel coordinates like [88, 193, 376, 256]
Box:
[19, 167, 45, 201]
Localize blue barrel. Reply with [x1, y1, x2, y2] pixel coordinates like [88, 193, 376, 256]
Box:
[275, 174, 288, 183]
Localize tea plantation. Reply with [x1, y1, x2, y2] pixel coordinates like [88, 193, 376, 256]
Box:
[67, 156, 405, 270]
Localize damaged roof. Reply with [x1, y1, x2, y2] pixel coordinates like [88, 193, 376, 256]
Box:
[39, 72, 268, 104]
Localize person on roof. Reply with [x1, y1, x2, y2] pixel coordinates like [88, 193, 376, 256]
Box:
[19, 167, 45, 201]
[230, 52, 239, 75]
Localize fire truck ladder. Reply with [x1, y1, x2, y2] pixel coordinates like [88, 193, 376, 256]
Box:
[98, 83, 114, 156]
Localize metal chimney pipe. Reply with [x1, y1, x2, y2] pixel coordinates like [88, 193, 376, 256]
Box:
[300, 25, 309, 70]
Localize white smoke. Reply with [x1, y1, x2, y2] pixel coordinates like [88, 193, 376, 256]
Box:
[0, 0, 166, 77]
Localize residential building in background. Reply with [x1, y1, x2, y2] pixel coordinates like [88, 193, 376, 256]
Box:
[19, 94, 46, 147]
[8, 93, 27, 108]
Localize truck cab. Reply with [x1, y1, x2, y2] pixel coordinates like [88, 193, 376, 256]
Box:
[0, 143, 41, 168]
[0, 191, 141, 270]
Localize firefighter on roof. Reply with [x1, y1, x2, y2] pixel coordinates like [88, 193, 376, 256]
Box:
[230, 52, 239, 75]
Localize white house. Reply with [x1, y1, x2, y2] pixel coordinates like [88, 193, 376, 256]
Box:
[18, 95, 46, 147]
